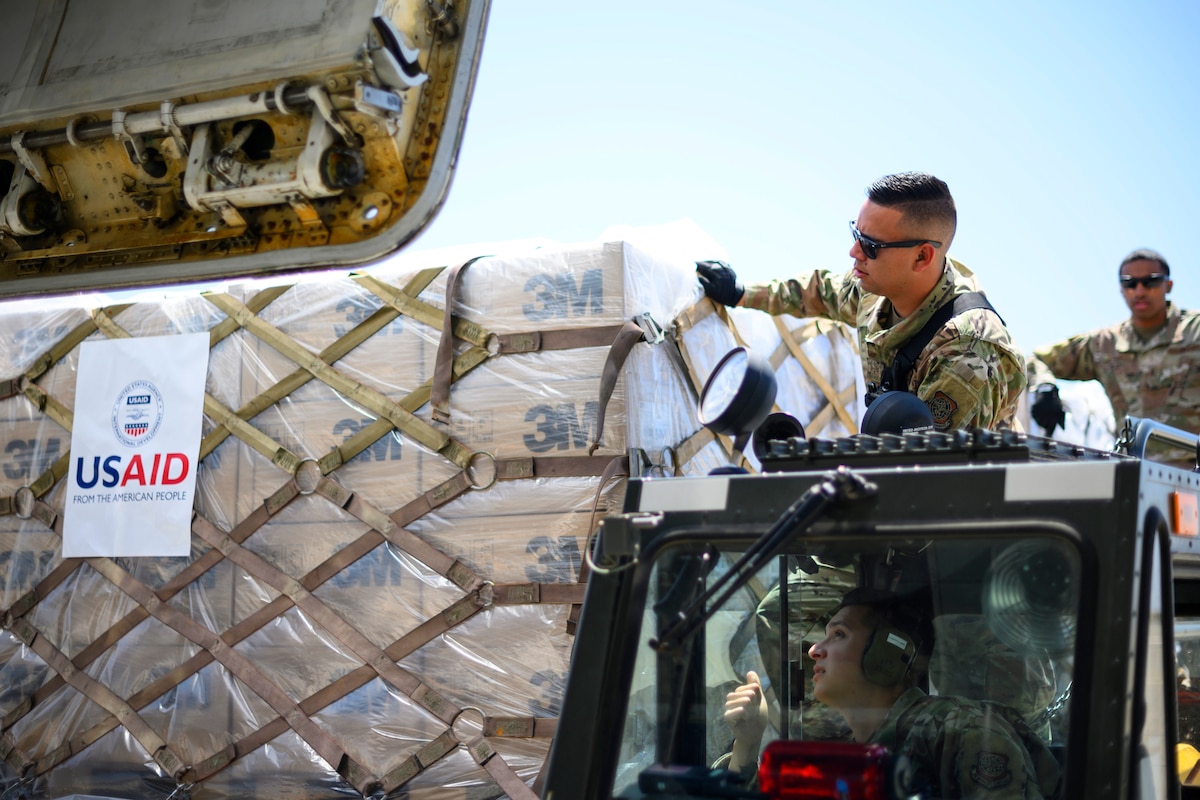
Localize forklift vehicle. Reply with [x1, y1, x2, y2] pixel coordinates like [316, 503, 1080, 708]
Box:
[543, 347, 1200, 799]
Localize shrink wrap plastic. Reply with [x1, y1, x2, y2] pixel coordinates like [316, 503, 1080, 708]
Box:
[0, 225, 861, 798]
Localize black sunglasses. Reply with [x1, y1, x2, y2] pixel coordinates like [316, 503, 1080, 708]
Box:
[1119, 274, 1167, 290]
[849, 221, 942, 260]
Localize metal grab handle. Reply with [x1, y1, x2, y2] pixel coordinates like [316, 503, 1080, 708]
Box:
[1116, 415, 1200, 469]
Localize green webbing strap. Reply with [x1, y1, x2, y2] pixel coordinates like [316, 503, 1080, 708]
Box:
[205, 291, 473, 469]
[205, 285, 291, 347]
[354, 270, 494, 347]
[198, 283, 437, 460]
[23, 306, 129, 382]
[203, 393, 302, 472]
[84, 556, 358, 786]
[7, 615, 186, 781]
[317, 345, 490, 473]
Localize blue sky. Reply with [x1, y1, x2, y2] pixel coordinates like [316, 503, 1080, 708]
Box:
[410, 1, 1200, 355]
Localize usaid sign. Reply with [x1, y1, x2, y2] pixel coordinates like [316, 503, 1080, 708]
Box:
[64, 333, 208, 557]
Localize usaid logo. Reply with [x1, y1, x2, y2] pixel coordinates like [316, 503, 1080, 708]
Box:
[111, 380, 165, 447]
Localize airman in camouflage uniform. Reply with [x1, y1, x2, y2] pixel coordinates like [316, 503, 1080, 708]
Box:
[811, 592, 1062, 799]
[741, 258, 1025, 431]
[697, 172, 1025, 432]
[1029, 249, 1200, 453]
[721, 589, 1062, 797]
[876, 688, 1062, 799]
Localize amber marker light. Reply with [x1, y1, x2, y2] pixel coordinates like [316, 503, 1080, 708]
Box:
[1173, 491, 1199, 537]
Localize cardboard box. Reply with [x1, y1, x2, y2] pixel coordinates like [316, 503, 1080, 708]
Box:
[0, 229, 863, 797]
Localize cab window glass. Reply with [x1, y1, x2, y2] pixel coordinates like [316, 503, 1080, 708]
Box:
[615, 531, 1077, 799]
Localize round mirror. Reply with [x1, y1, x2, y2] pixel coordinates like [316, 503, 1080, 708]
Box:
[698, 347, 777, 436]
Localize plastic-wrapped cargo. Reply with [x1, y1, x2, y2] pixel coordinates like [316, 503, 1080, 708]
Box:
[0, 227, 863, 799]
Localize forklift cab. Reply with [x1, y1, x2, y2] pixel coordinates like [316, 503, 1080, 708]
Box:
[545, 348, 1200, 800]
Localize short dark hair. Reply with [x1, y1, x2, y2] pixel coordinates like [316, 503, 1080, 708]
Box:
[838, 586, 935, 657]
[865, 172, 957, 245]
[1119, 248, 1170, 276]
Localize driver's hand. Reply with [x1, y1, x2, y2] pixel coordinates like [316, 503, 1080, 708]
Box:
[724, 669, 767, 739]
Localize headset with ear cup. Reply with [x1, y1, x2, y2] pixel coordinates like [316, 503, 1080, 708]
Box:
[861, 615, 920, 687]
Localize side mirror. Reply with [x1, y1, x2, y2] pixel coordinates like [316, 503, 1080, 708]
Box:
[698, 347, 778, 463]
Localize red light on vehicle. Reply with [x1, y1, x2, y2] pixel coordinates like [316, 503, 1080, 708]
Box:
[758, 739, 891, 799]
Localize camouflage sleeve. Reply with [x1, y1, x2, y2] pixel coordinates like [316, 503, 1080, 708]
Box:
[1028, 334, 1099, 386]
[942, 711, 1054, 799]
[741, 269, 860, 325]
[902, 702, 1056, 799]
[916, 335, 1027, 431]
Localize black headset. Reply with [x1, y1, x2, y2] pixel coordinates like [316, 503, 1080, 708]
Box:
[860, 613, 921, 687]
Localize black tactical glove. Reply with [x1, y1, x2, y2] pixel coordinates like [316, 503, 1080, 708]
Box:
[696, 260, 744, 307]
[1031, 383, 1066, 435]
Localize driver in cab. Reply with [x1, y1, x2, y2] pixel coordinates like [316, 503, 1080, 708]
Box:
[722, 588, 1062, 799]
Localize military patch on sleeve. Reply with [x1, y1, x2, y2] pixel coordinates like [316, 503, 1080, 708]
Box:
[970, 751, 1013, 790]
[928, 391, 957, 429]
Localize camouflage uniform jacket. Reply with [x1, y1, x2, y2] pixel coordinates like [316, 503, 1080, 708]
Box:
[872, 688, 1061, 799]
[1028, 302, 1200, 433]
[741, 258, 1026, 431]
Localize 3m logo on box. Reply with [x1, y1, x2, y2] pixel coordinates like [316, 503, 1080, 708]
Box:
[523, 402, 598, 453]
[3, 436, 63, 480]
[522, 269, 603, 321]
